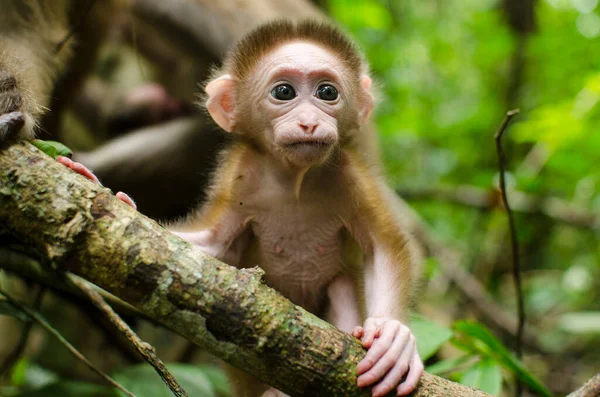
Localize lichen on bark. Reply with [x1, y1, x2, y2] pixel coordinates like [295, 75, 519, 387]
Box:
[0, 141, 491, 397]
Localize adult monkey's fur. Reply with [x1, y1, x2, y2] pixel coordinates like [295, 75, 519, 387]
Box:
[0, 0, 122, 141]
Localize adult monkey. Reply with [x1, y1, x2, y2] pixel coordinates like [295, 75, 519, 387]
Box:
[0, 0, 323, 143]
[0, 1, 125, 141]
[59, 20, 424, 397]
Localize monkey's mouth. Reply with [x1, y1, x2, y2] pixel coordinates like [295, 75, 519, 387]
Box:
[282, 139, 334, 166]
[285, 140, 331, 148]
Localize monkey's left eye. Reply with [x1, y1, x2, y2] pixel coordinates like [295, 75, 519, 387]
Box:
[271, 84, 296, 101]
[316, 84, 339, 101]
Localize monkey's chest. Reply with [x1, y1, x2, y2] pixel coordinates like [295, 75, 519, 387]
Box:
[247, 214, 345, 311]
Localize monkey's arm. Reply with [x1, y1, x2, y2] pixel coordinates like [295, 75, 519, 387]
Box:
[169, 209, 249, 264]
[0, 1, 72, 140]
[345, 158, 424, 397]
[323, 275, 363, 334]
[167, 144, 252, 263]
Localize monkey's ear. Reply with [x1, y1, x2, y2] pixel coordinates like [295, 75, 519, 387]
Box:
[205, 75, 237, 132]
[359, 75, 374, 123]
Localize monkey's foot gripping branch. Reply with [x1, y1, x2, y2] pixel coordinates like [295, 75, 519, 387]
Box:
[0, 141, 492, 397]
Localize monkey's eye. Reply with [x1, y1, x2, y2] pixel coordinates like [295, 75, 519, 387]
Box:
[271, 84, 296, 101]
[316, 84, 339, 101]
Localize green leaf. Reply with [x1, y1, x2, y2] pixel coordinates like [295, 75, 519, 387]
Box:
[410, 314, 453, 360]
[0, 300, 30, 321]
[426, 354, 473, 376]
[195, 364, 231, 396]
[10, 359, 29, 386]
[17, 362, 59, 390]
[32, 140, 73, 159]
[460, 359, 503, 396]
[112, 363, 216, 397]
[453, 321, 553, 397]
[12, 381, 109, 397]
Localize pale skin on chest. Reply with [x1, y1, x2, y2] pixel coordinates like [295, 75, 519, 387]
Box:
[174, 150, 357, 315]
[58, 20, 424, 397]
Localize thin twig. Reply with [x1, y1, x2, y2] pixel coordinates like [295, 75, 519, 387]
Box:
[0, 288, 136, 397]
[0, 286, 45, 378]
[566, 372, 600, 397]
[65, 273, 188, 397]
[494, 109, 525, 396]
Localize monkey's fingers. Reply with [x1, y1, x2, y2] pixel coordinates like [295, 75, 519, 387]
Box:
[116, 192, 137, 210]
[357, 321, 401, 376]
[360, 318, 380, 349]
[355, 326, 381, 340]
[358, 328, 408, 393]
[371, 352, 412, 396]
[376, 333, 415, 396]
[57, 156, 101, 184]
[352, 326, 364, 339]
[0, 111, 25, 142]
[395, 353, 423, 396]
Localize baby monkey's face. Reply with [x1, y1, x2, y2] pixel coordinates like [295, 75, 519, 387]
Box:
[250, 42, 350, 167]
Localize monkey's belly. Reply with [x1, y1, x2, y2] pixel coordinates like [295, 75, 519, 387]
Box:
[248, 219, 344, 313]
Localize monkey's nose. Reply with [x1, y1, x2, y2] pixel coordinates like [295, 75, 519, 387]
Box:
[299, 122, 318, 134]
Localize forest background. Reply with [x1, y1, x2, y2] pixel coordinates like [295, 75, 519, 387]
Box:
[0, 0, 599, 396]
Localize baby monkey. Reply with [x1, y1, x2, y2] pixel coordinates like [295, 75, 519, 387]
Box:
[59, 20, 423, 397]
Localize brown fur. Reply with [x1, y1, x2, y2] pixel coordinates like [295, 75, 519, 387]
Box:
[0, 0, 123, 140]
[203, 20, 375, 169]
[226, 20, 365, 81]
[187, 21, 423, 393]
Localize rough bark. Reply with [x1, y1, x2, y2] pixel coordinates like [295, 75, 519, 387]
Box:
[0, 141, 491, 397]
[567, 373, 600, 397]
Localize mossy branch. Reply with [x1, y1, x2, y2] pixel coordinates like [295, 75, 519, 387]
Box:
[0, 141, 491, 397]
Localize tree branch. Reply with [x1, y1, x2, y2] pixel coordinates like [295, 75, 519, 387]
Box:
[567, 373, 600, 397]
[66, 273, 188, 397]
[0, 141, 491, 397]
[494, 109, 525, 397]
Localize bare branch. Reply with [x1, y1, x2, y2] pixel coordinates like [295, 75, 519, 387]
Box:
[66, 273, 188, 397]
[567, 373, 600, 397]
[494, 109, 525, 396]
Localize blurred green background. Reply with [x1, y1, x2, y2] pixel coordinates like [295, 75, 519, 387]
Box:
[327, 0, 599, 395]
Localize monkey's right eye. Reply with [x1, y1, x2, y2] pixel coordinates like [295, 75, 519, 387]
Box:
[271, 84, 296, 101]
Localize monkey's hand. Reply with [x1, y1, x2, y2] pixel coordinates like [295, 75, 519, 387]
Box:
[56, 156, 137, 210]
[0, 70, 33, 142]
[352, 317, 423, 397]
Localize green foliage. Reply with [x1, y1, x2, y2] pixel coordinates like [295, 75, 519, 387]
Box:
[11, 361, 58, 390]
[12, 381, 111, 397]
[453, 321, 553, 396]
[410, 314, 453, 360]
[112, 363, 229, 397]
[460, 359, 503, 395]
[32, 140, 73, 159]
[413, 317, 552, 396]
[1, 361, 229, 397]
